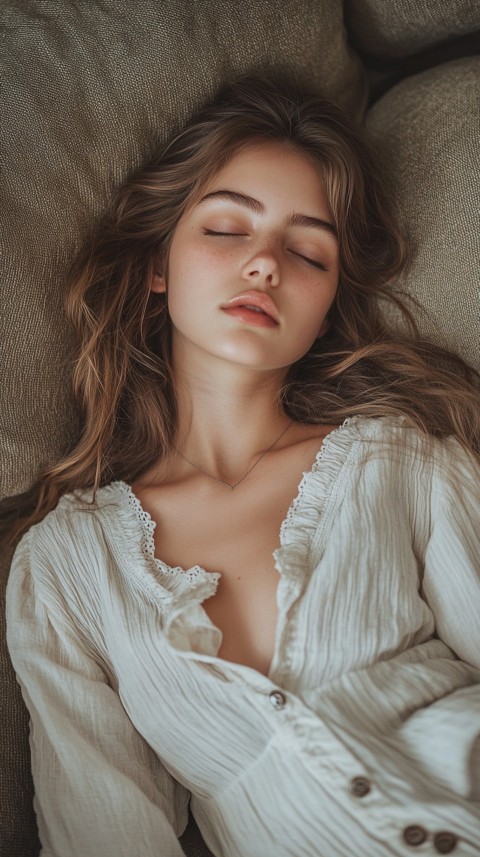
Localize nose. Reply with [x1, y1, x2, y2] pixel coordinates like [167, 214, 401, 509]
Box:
[241, 245, 280, 287]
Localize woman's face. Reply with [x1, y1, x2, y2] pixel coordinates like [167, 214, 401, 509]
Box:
[152, 140, 339, 374]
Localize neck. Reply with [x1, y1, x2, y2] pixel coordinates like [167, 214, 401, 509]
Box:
[172, 364, 292, 483]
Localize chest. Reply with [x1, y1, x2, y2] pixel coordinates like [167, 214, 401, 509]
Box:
[128, 428, 344, 677]
[123, 437, 425, 686]
[133, 471, 306, 677]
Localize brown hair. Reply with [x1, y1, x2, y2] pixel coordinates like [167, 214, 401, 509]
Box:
[3, 70, 479, 547]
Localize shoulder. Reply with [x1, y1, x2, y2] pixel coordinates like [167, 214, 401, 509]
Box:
[13, 482, 132, 588]
[7, 482, 142, 643]
[350, 414, 474, 463]
[29, 481, 127, 539]
[349, 415, 479, 502]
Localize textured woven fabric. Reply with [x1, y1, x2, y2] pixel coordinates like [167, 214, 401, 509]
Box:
[178, 815, 215, 857]
[0, 541, 41, 857]
[0, 0, 366, 502]
[366, 57, 480, 371]
[345, 0, 480, 58]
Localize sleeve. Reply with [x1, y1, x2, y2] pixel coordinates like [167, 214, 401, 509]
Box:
[6, 530, 189, 857]
[420, 437, 480, 670]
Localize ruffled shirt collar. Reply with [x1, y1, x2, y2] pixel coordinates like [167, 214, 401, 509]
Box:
[83, 416, 363, 680]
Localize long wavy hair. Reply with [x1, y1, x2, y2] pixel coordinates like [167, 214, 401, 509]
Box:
[3, 70, 480, 547]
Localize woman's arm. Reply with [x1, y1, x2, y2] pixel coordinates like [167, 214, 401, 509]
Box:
[421, 437, 480, 669]
[6, 531, 189, 857]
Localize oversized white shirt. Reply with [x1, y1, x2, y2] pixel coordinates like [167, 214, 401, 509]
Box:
[6, 416, 480, 857]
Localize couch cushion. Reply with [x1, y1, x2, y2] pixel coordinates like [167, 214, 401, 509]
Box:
[345, 0, 480, 58]
[0, 0, 367, 501]
[0, 541, 40, 857]
[365, 57, 480, 372]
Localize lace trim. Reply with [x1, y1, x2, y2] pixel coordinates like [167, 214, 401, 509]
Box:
[118, 482, 219, 583]
[278, 415, 357, 546]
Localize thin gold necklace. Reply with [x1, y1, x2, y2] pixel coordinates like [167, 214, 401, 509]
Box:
[175, 420, 294, 491]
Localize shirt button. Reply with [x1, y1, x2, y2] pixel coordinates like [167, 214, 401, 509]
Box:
[349, 776, 371, 797]
[433, 831, 458, 854]
[403, 825, 428, 847]
[269, 690, 286, 709]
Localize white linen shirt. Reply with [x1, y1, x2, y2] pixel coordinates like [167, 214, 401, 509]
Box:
[6, 416, 480, 857]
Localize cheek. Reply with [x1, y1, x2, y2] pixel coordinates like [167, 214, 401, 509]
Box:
[171, 242, 233, 287]
[296, 280, 337, 323]
[199, 244, 237, 277]
[165, 253, 226, 327]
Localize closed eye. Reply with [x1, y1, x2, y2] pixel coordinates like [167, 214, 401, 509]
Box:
[203, 229, 244, 237]
[203, 230, 328, 271]
[290, 251, 328, 272]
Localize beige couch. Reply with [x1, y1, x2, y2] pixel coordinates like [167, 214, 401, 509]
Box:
[1, 2, 479, 855]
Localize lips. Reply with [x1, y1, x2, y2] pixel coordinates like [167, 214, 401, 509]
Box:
[221, 291, 279, 323]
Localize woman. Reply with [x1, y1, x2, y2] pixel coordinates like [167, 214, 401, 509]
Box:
[5, 72, 480, 856]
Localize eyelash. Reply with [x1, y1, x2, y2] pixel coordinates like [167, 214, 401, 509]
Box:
[202, 230, 327, 271]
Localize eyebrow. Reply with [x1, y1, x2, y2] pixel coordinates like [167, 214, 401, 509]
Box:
[198, 189, 338, 242]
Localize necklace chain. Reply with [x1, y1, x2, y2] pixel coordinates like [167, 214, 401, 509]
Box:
[175, 420, 294, 490]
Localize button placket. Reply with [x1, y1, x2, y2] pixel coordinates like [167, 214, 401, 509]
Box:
[265, 691, 462, 857]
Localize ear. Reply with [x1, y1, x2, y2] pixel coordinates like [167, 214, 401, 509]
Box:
[151, 270, 167, 294]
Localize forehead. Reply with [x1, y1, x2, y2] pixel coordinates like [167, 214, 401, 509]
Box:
[198, 140, 330, 212]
